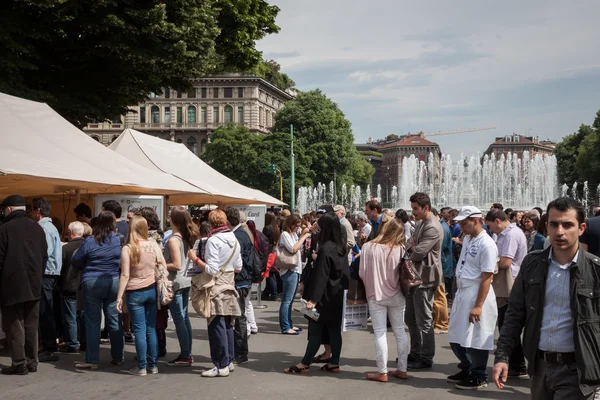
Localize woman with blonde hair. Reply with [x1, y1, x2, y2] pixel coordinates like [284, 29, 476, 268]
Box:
[116, 216, 166, 376]
[190, 210, 242, 377]
[164, 206, 199, 366]
[359, 218, 409, 382]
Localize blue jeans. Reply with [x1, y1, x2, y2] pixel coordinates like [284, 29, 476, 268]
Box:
[83, 276, 124, 365]
[126, 285, 158, 370]
[450, 342, 490, 380]
[168, 287, 192, 358]
[279, 271, 299, 333]
[62, 297, 79, 350]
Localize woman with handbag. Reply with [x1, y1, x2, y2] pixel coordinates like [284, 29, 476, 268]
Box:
[190, 210, 242, 378]
[284, 213, 346, 374]
[164, 206, 199, 366]
[116, 216, 166, 376]
[359, 218, 409, 382]
[278, 214, 311, 335]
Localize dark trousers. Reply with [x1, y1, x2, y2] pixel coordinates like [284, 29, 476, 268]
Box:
[40, 276, 59, 352]
[531, 357, 594, 400]
[302, 319, 342, 366]
[77, 310, 86, 351]
[450, 342, 489, 380]
[444, 277, 455, 300]
[62, 297, 79, 351]
[208, 316, 234, 369]
[497, 304, 526, 371]
[234, 287, 249, 359]
[1, 301, 40, 367]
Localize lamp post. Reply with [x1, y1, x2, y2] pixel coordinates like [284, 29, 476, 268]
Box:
[385, 166, 390, 203]
[269, 163, 283, 201]
[290, 124, 295, 211]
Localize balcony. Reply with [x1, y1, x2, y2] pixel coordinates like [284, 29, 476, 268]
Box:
[132, 122, 230, 130]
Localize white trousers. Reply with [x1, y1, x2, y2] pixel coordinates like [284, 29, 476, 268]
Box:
[245, 295, 257, 334]
[368, 291, 409, 374]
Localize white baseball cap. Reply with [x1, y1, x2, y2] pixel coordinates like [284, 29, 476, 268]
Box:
[453, 206, 483, 221]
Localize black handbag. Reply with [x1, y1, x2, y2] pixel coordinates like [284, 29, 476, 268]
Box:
[399, 252, 423, 297]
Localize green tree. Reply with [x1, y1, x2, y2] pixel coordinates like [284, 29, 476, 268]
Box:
[252, 59, 295, 90]
[576, 111, 600, 186]
[554, 124, 590, 185]
[0, 0, 279, 126]
[272, 90, 375, 190]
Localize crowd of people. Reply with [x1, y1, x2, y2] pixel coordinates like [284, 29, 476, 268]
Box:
[0, 192, 599, 399]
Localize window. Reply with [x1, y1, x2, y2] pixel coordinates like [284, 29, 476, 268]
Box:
[92, 135, 100, 142]
[164, 88, 170, 98]
[224, 105, 233, 123]
[201, 88, 207, 98]
[266, 110, 271, 127]
[259, 106, 263, 125]
[201, 106, 207, 123]
[164, 106, 171, 123]
[201, 138, 207, 154]
[150, 92, 158, 99]
[111, 135, 119, 143]
[238, 87, 244, 98]
[176, 107, 182, 124]
[151, 106, 160, 123]
[176, 138, 183, 143]
[237, 106, 244, 123]
[187, 106, 197, 124]
[213, 88, 219, 98]
[139, 107, 146, 123]
[187, 136, 198, 155]
[224, 88, 233, 98]
[188, 89, 196, 98]
[177, 91, 182, 99]
[213, 106, 219, 123]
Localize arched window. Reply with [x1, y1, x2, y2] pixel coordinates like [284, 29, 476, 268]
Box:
[151, 106, 160, 123]
[187, 106, 197, 124]
[187, 136, 198, 155]
[91, 135, 100, 142]
[224, 105, 233, 123]
[176, 138, 183, 143]
[200, 138, 207, 154]
[111, 135, 119, 143]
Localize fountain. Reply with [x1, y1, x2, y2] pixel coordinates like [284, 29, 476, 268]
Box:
[376, 184, 382, 204]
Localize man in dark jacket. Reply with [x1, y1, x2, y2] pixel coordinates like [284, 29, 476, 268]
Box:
[493, 197, 600, 399]
[224, 206, 254, 365]
[0, 195, 48, 375]
[59, 221, 85, 353]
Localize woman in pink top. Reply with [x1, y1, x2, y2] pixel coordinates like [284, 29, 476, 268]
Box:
[359, 218, 409, 382]
[116, 216, 166, 376]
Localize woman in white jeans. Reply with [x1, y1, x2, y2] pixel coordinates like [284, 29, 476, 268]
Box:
[359, 218, 409, 383]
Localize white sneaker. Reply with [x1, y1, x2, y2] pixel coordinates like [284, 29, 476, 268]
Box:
[228, 362, 235, 372]
[128, 367, 147, 376]
[148, 366, 158, 374]
[201, 366, 230, 377]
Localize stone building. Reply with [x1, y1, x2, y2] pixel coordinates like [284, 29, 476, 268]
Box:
[83, 73, 295, 155]
[484, 134, 555, 159]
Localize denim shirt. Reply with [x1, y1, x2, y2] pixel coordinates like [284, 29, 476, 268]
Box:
[38, 217, 62, 276]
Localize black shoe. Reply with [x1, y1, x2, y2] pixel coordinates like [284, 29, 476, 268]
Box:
[447, 370, 470, 383]
[407, 361, 432, 370]
[233, 356, 249, 365]
[407, 354, 416, 363]
[1, 364, 28, 375]
[58, 347, 79, 354]
[455, 376, 488, 390]
[38, 351, 59, 362]
[27, 364, 37, 373]
[124, 332, 134, 343]
[507, 369, 529, 379]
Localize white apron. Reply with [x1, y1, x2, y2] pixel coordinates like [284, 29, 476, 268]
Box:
[448, 277, 497, 350]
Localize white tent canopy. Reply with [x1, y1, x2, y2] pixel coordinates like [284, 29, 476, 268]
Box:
[0, 93, 210, 199]
[110, 129, 285, 206]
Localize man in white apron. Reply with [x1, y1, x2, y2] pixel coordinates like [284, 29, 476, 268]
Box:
[447, 206, 498, 390]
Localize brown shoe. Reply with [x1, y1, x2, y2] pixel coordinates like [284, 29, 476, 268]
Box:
[366, 373, 388, 382]
[389, 370, 408, 379]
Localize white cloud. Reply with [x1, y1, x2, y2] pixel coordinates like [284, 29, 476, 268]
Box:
[259, 0, 600, 158]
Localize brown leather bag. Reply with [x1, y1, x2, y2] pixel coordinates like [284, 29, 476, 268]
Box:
[399, 252, 423, 297]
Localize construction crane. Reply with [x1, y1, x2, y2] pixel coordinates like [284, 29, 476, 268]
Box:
[420, 126, 497, 138]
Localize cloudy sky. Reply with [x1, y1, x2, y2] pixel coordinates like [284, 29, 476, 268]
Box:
[258, 1, 600, 159]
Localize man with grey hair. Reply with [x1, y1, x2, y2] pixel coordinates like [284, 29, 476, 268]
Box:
[354, 211, 372, 244]
[0, 195, 47, 375]
[60, 221, 86, 353]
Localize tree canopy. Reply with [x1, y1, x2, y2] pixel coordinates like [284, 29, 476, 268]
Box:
[0, 0, 279, 127]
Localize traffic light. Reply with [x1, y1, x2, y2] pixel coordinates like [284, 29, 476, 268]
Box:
[269, 163, 277, 174]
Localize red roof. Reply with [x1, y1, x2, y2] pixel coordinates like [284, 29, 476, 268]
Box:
[491, 135, 538, 146]
[377, 135, 439, 150]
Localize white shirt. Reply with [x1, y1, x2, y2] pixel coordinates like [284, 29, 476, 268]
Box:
[456, 230, 498, 281]
[279, 231, 302, 274]
[204, 231, 242, 276]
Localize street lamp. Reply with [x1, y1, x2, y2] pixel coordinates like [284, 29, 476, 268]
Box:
[385, 166, 390, 203]
[269, 162, 283, 201]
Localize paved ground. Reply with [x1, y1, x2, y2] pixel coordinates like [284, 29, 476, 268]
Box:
[0, 299, 530, 400]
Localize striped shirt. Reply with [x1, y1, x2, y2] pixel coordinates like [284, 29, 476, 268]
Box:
[538, 249, 578, 353]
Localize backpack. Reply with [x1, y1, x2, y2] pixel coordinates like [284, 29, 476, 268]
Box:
[251, 230, 269, 282]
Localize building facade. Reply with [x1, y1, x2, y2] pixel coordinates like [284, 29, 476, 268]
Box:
[484, 134, 555, 159]
[369, 134, 442, 203]
[83, 73, 294, 155]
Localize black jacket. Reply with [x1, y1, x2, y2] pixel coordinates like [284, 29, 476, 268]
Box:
[61, 237, 85, 296]
[303, 241, 346, 325]
[0, 210, 47, 307]
[233, 226, 254, 288]
[495, 247, 600, 395]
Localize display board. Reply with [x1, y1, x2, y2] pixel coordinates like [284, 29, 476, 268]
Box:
[231, 204, 267, 232]
[95, 195, 164, 229]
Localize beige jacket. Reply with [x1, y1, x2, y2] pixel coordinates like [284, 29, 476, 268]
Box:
[410, 214, 444, 287]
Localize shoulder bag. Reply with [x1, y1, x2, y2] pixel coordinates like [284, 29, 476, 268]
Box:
[274, 243, 299, 270]
[153, 243, 174, 308]
[399, 251, 423, 297]
[190, 241, 238, 318]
